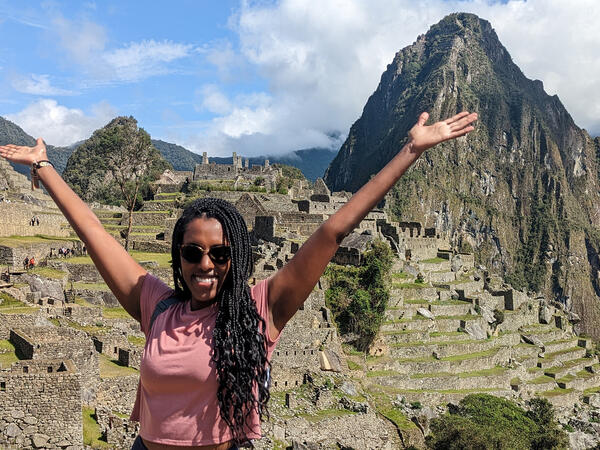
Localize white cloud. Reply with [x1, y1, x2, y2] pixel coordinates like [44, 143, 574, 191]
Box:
[102, 40, 194, 82]
[5, 99, 116, 146]
[11, 74, 76, 96]
[197, 84, 233, 115]
[193, 0, 600, 156]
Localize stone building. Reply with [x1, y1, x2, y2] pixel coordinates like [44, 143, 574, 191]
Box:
[0, 359, 82, 449]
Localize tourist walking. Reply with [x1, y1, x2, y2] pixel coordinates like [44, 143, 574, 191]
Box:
[0, 111, 477, 449]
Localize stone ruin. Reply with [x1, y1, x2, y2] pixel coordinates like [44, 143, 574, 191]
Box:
[0, 158, 599, 448]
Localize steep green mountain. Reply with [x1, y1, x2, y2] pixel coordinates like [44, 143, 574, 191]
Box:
[151, 139, 203, 171]
[324, 13, 600, 337]
[0, 116, 78, 176]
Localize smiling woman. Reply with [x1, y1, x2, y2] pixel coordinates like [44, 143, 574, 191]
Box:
[0, 109, 476, 449]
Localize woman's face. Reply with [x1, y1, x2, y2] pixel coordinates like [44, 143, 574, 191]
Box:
[180, 216, 231, 309]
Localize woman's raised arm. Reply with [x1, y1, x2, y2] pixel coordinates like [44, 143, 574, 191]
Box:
[267, 111, 478, 337]
[0, 138, 146, 321]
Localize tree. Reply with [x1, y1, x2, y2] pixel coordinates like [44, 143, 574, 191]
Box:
[63, 116, 171, 250]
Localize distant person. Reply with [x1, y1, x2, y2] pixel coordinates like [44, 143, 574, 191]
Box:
[0, 111, 477, 449]
[23, 256, 29, 271]
[29, 256, 35, 269]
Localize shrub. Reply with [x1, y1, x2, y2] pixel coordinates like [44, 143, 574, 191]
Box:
[426, 394, 567, 450]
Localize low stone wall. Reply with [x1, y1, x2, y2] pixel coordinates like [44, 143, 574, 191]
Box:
[0, 359, 82, 448]
[96, 406, 139, 448]
[97, 375, 139, 415]
[118, 347, 142, 369]
[1, 240, 80, 268]
[0, 312, 47, 340]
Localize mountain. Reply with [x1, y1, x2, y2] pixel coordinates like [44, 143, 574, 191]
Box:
[324, 13, 600, 337]
[152, 138, 336, 181]
[0, 116, 79, 176]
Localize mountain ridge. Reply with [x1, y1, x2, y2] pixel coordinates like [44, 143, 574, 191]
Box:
[323, 12, 600, 337]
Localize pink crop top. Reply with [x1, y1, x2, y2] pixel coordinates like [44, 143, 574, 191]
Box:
[130, 274, 279, 446]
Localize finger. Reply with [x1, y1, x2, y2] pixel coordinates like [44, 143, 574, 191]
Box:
[449, 126, 475, 139]
[445, 111, 470, 125]
[417, 112, 429, 126]
[36, 137, 44, 146]
[449, 113, 478, 130]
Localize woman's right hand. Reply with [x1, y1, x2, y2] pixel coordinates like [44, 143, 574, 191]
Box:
[0, 137, 48, 166]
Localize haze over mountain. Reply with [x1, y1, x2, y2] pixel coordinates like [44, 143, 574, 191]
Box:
[324, 12, 600, 337]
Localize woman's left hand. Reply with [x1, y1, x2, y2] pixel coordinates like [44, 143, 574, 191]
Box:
[409, 111, 478, 154]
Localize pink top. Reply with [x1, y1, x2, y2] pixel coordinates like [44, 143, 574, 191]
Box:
[130, 274, 279, 446]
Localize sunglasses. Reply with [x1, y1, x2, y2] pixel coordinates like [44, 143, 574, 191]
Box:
[180, 244, 231, 265]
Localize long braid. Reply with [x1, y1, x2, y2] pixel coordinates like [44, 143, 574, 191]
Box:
[171, 198, 270, 443]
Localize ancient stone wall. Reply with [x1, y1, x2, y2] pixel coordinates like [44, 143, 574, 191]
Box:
[0, 203, 69, 238]
[0, 359, 82, 448]
[10, 326, 99, 402]
[97, 375, 139, 415]
[0, 312, 46, 340]
[1, 240, 80, 268]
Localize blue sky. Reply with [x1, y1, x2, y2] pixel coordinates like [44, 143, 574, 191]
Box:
[1, 0, 599, 156]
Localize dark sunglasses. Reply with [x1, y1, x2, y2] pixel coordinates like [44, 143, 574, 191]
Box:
[180, 244, 231, 265]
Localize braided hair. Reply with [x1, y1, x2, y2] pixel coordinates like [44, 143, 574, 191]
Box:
[171, 197, 270, 443]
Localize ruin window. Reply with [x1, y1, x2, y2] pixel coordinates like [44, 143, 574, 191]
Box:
[114, 346, 118, 354]
[47, 366, 53, 373]
[294, 350, 296, 355]
[284, 381, 288, 387]
[295, 381, 299, 386]
[57, 363, 67, 372]
[0, 381, 5, 391]
[23, 366, 28, 373]
[274, 381, 278, 387]
[311, 350, 314, 355]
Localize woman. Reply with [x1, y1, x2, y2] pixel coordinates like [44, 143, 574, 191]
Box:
[0, 111, 477, 449]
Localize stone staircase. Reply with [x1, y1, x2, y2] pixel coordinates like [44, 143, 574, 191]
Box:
[363, 254, 599, 409]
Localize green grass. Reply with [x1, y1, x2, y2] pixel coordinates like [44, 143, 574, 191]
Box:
[420, 257, 447, 264]
[392, 282, 429, 289]
[528, 375, 556, 385]
[366, 369, 401, 377]
[102, 306, 131, 319]
[82, 407, 110, 448]
[74, 297, 96, 307]
[411, 366, 507, 379]
[0, 339, 19, 367]
[299, 408, 356, 423]
[0, 234, 78, 247]
[365, 385, 417, 431]
[60, 319, 107, 335]
[584, 386, 600, 396]
[127, 335, 146, 347]
[98, 354, 138, 378]
[440, 348, 499, 362]
[0, 292, 38, 314]
[347, 360, 363, 371]
[29, 266, 67, 279]
[65, 251, 172, 268]
[540, 388, 574, 397]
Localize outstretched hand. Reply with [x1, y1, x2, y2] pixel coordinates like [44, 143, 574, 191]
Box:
[409, 111, 478, 154]
[0, 137, 48, 166]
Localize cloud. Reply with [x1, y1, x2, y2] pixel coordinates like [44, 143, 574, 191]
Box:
[11, 74, 76, 96]
[192, 0, 600, 156]
[102, 40, 195, 82]
[52, 15, 195, 83]
[5, 99, 116, 146]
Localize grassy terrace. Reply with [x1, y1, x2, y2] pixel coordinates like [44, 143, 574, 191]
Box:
[542, 347, 585, 361]
[65, 251, 172, 268]
[410, 366, 507, 379]
[29, 266, 67, 279]
[365, 385, 418, 432]
[544, 358, 592, 375]
[370, 384, 503, 395]
[420, 257, 447, 264]
[102, 306, 130, 319]
[540, 388, 574, 397]
[391, 337, 489, 348]
[98, 354, 138, 378]
[395, 347, 501, 363]
[0, 339, 19, 367]
[403, 299, 470, 306]
[73, 281, 110, 291]
[0, 292, 38, 314]
[527, 375, 556, 385]
[392, 282, 429, 289]
[299, 408, 357, 423]
[0, 234, 79, 247]
[127, 335, 146, 347]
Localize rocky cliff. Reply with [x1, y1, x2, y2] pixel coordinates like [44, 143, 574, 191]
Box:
[324, 13, 600, 338]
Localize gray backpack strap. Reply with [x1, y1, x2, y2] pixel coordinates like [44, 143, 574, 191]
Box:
[149, 296, 180, 331]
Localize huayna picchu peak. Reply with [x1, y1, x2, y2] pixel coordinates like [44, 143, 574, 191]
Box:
[325, 12, 600, 339]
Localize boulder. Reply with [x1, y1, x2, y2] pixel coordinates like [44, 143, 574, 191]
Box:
[417, 308, 434, 320]
[569, 431, 599, 450]
[451, 255, 463, 272]
[319, 349, 343, 372]
[568, 311, 581, 324]
[465, 321, 487, 340]
[521, 334, 544, 349]
[340, 381, 357, 397]
[539, 305, 553, 324]
[32, 434, 50, 448]
[25, 275, 65, 301]
[480, 305, 495, 324]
